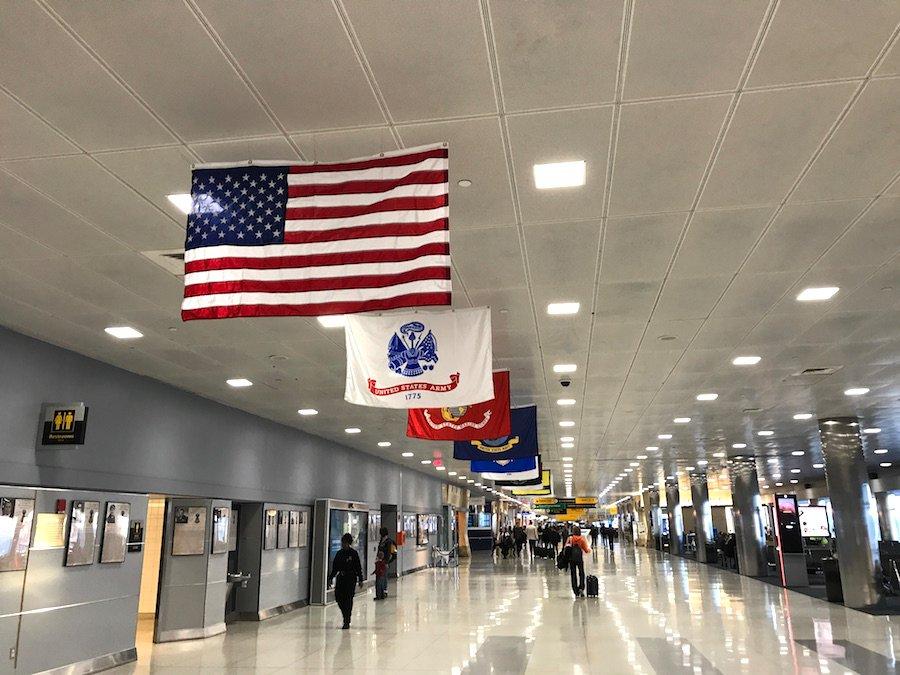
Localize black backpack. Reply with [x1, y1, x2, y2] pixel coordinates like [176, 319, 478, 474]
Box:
[556, 546, 570, 570]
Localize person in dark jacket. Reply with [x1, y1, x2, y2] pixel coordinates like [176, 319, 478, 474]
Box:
[328, 533, 364, 629]
[512, 522, 527, 557]
[566, 528, 591, 597]
[376, 526, 396, 598]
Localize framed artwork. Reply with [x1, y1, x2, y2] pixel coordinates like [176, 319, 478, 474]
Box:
[100, 502, 130, 563]
[297, 510, 308, 548]
[263, 509, 277, 550]
[211, 506, 230, 554]
[0, 498, 35, 572]
[172, 506, 206, 556]
[288, 510, 300, 548]
[65, 500, 100, 567]
[277, 510, 289, 549]
[127, 520, 144, 553]
[227, 508, 239, 553]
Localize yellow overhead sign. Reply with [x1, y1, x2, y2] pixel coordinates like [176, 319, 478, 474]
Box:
[575, 497, 598, 506]
[533, 497, 557, 505]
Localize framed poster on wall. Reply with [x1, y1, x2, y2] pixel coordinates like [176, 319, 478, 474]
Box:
[277, 510, 289, 549]
[228, 508, 239, 553]
[211, 506, 230, 554]
[100, 502, 130, 563]
[127, 520, 144, 552]
[0, 498, 35, 572]
[297, 510, 308, 548]
[172, 506, 207, 556]
[288, 510, 300, 548]
[264, 509, 278, 550]
[416, 514, 429, 547]
[65, 500, 100, 566]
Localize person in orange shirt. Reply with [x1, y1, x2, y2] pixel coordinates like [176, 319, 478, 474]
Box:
[565, 526, 591, 597]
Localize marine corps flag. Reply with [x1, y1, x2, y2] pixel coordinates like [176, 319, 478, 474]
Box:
[452, 405, 538, 461]
[344, 307, 493, 408]
[406, 371, 510, 440]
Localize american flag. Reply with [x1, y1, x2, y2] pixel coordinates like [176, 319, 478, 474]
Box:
[180, 144, 450, 320]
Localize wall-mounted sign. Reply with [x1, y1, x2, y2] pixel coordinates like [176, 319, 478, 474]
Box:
[127, 520, 144, 552]
[263, 509, 278, 550]
[100, 502, 130, 563]
[39, 402, 88, 446]
[211, 507, 230, 555]
[65, 500, 99, 566]
[277, 510, 289, 549]
[0, 498, 35, 572]
[288, 510, 300, 548]
[172, 506, 206, 556]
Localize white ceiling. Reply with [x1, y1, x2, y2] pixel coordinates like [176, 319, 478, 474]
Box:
[1, 1, 899, 503]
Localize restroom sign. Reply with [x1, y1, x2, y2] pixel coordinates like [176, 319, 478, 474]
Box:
[39, 402, 88, 446]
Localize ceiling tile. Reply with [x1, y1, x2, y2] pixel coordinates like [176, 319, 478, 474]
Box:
[748, 1, 900, 87]
[0, 2, 175, 150]
[610, 96, 730, 215]
[594, 282, 661, 325]
[0, 91, 79, 160]
[523, 220, 600, 292]
[701, 82, 857, 208]
[193, 0, 383, 131]
[791, 78, 900, 203]
[72, 252, 184, 309]
[601, 213, 685, 282]
[816, 196, 900, 271]
[342, 0, 496, 121]
[653, 276, 731, 321]
[489, 0, 622, 110]
[48, 1, 278, 141]
[398, 117, 516, 229]
[292, 127, 396, 162]
[625, 1, 768, 99]
[190, 136, 300, 163]
[507, 107, 612, 223]
[451, 227, 526, 290]
[0, 224, 59, 262]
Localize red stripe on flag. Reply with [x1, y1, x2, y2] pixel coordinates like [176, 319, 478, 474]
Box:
[288, 170, 448, 198]
[283, 219, 447, 244]
[184, 267, 451, 297]
[285, 194, 447, 220]
[184, 242, 450, 273]
[289, 147, 447, 174]
[181, 292, 452, 320]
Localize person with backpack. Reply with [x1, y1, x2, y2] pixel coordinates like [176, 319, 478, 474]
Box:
[565, 526, 591, 597]
[376, 526, 397, 598]
[327, 533, 364, 629]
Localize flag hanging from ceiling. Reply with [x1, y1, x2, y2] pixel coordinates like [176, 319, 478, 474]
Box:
[180, 144, 450, 320]
[344, 307, 493, 408]
[470, 455, 536, 475]
[452, 405, 538, 461]
[511, 470, 553, 496]
[479, 456, 542, 483]
[406, 370, 510, 440]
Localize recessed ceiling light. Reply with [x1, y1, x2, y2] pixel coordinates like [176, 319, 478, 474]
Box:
[104, 326, 143, 339]
[401, 452, 414, 458]
[561, 456, 574, 462]
[459, 475, 468, 480]
[697, 460, 708, 466]
[467, 480, 475, 483]
[561, 442, 574, 449]
[553, 363, 577, 374]
[763, 485, 770, 489]
[772, 473, 782, 479]
[547, 302, 581, 315]
[167, 193, 193, 214]
[457, 179, 472, 188]
[793, 413, 813, 420]
[560, 437, 575, 443]
[557, 398, 576, 406]
[696, 393, 718, 401]
[474, 482, 482, 487]
[624, 468, 633, 473]
[732, 443, 747, 449]
[636, 455, 648, 460]
[790, 479, 799, 484]
[732, 355, 761, 366]
[436, 466, 446, 471]
[790, 468, 801, 474]
[844, 387, 869, 396]
[880, 462, 892, 468]
[377, 441, 392, 447]
[775, 482, 783, 487]
[796, 286, 839, 302]
[421, 459, 432, 465]
[863, 427, 881, 434]
[712, 452, 725, 458]
[298, 408, 318, 416]
[757, 430, 774, 436]
[812, 463, 824, 469]
[317, 315, 346, 328]
[344, 427, 361, 434]
[874, 449, 888, 455]
[685, 466, 695, 471]
[629, 462, 639, 467]
[563, 463, 573, 468]
[646, 446, 659, 452]
[559, 420, 575, 427]
[658, 434, 672, 440]
[789, 451, 804, 457]
[448, 471, 457, 476]
[673, 417, 691, 424]
[226, 378, 253, 388]
[533, 160, 586, 189]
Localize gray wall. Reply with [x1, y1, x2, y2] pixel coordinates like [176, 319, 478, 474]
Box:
[0, 326, 443, 510]
[0, 487, 147, 675]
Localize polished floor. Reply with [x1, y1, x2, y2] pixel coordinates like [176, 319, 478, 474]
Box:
[111, 545, 900, 673]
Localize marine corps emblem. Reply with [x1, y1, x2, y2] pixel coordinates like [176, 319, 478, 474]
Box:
[388, 321, 438, 377]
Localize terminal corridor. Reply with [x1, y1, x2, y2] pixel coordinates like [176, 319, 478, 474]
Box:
[113, 547, 899, 674]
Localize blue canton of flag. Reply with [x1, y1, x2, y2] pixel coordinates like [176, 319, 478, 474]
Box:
[185, 166, 289, 250]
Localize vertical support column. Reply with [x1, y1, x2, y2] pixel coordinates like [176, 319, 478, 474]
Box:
[728, 457, 767, 577]
[690, 472, 712, 563]
[665, 480, 683, 555]
[818, 417, 882, 609]
[648, 488, 661, 550]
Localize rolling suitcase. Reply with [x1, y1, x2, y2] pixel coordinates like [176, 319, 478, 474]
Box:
[586, 574, 599, 597]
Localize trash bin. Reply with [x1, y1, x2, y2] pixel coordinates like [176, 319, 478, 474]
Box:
[822, 558, 843, 603]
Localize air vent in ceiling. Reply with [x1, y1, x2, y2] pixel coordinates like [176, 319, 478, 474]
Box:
[798, 366, 841, 376]
[141, 249, 185, 277]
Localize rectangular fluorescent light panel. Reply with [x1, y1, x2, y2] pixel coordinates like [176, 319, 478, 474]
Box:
[317, 315, 346, 328]
[553, 364, 577, 373]
[796, 286, 839, 302]
[732, 355, 761, 365]
[226, 378, 252, 388]
[533, 160, 586, 190]
[167, 193, 193, 215]
[104, 326, 143, 339]
[547, 302, 580, 315]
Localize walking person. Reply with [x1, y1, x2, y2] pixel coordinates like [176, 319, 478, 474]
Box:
[589, 524, 599, 550]
[513, 521, 527, 558]
[525, 520, 538, 559]
[327, 533, 364, 629]
[565, 526, 591, 597]
[376, 526, 397, 598]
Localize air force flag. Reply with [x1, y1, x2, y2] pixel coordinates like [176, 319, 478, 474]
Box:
[344, 307, 493, 408]
[452, 405, 538, 461]
[470, 455, 537, 475]
[479, 456, 542, 482]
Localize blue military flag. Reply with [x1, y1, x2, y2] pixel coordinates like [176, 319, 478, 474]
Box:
[470, 455, 538, 475]
[453, 405, 538, 461]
